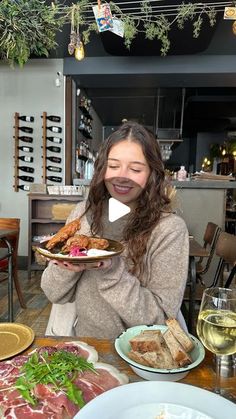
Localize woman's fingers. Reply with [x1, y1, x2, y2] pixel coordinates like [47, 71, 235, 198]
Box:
[50, 258, 112, 271]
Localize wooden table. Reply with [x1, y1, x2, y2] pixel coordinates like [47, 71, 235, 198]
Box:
[187, 238, 210, 332]
[0, 229, 16, 322]
[25, 336, 236, 402]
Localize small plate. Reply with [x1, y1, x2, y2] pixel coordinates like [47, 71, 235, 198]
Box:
[36, 238, 124, 264]
[0, 323, 34, 360]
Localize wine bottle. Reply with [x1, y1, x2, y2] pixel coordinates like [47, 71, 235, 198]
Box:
[18, 166, 35, 173]
[46, 156, 62, 164]
[46, 146, 61, 153]
[46, 166, 62, 173]
[46, 176, 62, 183]
[47, 126, 62, 133]
[18, 185, 30, 191]
[18, 155, 34, 163]
[18, 115, 34, 122]
[46, 136, 62, 144]
[46, 115, 61, 123]
[19, 126, 33, 133]
[17, 175, 34, 182]
[18, 136, 33, 143]
[18, 146, 33, 153]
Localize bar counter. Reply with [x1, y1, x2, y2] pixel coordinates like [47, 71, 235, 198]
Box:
[172, 180, 236, 189]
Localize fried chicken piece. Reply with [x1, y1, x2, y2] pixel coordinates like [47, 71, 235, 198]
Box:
[45, 219, 81, 250]
[61, 235, 89, 253]
[87, 237, 109, 250]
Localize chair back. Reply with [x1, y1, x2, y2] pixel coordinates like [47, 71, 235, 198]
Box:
[197, 222, 221, 276]
[0, 218, 20, 268]
[215, 231, 236, 265]
[210, 231, 236, 287]
[203, 222, 221, 248]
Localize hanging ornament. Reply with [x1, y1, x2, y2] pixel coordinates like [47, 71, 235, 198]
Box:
[75, 32, 85, 61]
[74, 14, 85, 61]
[232, 21, 236, 35]
[68, 6, 77, 55]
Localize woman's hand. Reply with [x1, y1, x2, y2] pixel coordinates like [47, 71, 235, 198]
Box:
[50, 258, 112, 272]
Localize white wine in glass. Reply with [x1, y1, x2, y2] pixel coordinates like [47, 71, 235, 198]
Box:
[197, 287, 236, 397]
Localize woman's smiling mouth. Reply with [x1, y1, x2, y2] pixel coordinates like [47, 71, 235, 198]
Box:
[113, 184, 133, 195]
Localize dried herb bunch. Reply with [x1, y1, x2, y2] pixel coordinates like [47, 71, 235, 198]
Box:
[0, 0, 65, 67]
[0, 0, 219, 67]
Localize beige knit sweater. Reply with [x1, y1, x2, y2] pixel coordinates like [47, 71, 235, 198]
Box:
[41, 201, 189, 339]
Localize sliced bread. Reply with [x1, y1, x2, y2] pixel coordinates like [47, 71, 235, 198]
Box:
[162, 329, 192, 367]
[128, 346, 178, 369]
[129, 329, 163, 353]
[165, 318, 194, 352]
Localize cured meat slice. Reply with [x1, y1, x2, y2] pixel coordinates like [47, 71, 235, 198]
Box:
[0, 341, 128, 418]
[77, 362, 129, 391]
[55, 341, 98, 363]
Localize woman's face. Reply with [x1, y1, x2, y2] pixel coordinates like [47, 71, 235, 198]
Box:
[104, 139, 151, 206]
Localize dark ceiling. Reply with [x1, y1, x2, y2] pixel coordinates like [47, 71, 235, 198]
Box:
[55, 0, 236, 135]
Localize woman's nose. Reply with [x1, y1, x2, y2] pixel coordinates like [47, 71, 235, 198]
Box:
[117, 166, 128, 178]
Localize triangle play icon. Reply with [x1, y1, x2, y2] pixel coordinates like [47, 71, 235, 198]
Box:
[108, 197, 130, 222]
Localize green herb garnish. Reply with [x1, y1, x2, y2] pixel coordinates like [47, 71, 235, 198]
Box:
[14, 350, 96, 407]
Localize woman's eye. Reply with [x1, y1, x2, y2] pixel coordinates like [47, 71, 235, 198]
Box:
[108, 165, 119, 169]
[131, 168, 141, 173]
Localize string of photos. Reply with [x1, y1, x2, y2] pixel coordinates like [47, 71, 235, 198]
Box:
[0, 0, 236, 67]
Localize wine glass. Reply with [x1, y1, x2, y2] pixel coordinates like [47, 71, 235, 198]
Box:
[196, 287, 236, 398]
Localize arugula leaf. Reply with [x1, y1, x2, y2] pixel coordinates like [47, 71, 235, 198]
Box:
[14, 349, 96, 408]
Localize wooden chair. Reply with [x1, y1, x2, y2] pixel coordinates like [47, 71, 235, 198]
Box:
[195, 221, 221, 285]
[0, 218, 26, 309]
[210, 231, 236, 288]
[183, 222, 221, 332]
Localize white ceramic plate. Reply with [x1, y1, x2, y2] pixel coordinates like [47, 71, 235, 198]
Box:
[74, 381, 236, 419]
[115, 324, 205, 381]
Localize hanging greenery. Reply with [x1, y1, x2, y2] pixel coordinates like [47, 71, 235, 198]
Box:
[0, 0, 226, 67]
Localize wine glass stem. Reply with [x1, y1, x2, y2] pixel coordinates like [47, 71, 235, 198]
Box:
[214, 355, 222, 394]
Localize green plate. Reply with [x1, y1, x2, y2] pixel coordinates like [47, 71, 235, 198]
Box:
[115, 324, 205, 374]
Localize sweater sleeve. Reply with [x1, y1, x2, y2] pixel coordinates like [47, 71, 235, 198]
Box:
[97, 215, 189, 327]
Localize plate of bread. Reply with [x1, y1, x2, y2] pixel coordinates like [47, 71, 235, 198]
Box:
[115, 319, 205, 381]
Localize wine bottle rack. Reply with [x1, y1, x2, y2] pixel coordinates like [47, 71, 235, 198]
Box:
[13, 112, 35, 192]
[14, 113, 19, 192]
[42, 112, 63, 184]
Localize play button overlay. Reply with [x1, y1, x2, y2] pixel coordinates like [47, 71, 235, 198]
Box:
[108, 197, 130, 222]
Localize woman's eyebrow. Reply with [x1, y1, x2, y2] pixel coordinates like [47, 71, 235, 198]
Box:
[107, 158, 146, 166]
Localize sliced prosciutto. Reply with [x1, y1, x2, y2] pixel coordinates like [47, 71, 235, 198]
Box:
[0, 341, 128, 418]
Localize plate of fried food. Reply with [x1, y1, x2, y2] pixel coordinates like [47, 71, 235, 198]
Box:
[36, 218, 124, 264]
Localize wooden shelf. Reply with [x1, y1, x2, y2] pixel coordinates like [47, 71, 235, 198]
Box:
[28, 193, 83, 279]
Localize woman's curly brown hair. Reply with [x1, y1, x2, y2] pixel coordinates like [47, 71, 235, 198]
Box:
[84, 121, 170, 276]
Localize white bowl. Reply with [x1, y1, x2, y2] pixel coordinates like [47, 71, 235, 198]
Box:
[115, 324, 205, 382]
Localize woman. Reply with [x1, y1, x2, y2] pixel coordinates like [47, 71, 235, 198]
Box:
[41, 121, 189, 339]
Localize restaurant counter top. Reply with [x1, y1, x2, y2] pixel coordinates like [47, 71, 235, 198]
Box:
[73, 179, 236, 189]
[171, 180, 236, 189]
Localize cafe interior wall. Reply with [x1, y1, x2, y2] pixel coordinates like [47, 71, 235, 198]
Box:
[0, 59, 65, 258]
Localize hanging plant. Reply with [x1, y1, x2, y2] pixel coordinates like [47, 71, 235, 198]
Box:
[0, 0, 65, 67]
[0, 0, 221, 67]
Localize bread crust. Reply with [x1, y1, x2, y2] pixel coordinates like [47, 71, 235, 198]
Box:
[165, 318, 194, 352]
[162, 329, 192, 367]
